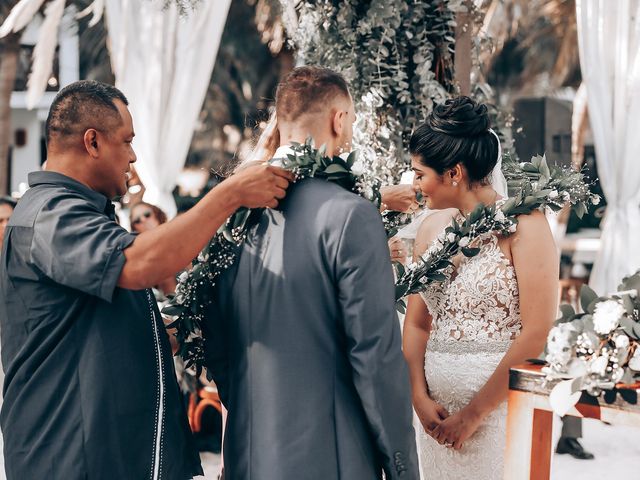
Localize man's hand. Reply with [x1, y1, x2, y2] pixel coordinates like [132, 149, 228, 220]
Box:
[388, 237, 408, 264]
[227, 163, 294, 209]
[380, 184, 420, 213]
[414, 394, 449, 435]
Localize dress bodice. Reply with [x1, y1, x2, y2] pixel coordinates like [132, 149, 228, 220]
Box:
[419, 232, 522, 354]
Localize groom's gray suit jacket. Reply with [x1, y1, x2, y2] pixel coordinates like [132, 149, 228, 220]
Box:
[204, 178, 419, 479]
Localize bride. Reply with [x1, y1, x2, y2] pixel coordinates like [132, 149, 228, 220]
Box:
[402, 96, 558, 479]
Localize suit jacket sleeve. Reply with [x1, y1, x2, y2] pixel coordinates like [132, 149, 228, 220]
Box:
[334, 200, 419, 479]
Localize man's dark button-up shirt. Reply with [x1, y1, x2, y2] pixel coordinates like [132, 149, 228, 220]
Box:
[0, 171, 202, 479]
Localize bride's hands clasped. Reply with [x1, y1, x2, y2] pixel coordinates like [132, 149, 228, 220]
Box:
[414, 395, 449, 436]
[430, 406, 484, 451]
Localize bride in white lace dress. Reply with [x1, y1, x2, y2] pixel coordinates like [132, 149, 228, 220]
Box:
[402, 97, 559, 479]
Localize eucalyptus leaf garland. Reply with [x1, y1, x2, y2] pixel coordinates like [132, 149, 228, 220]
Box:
[394, 154, 601, 311]
[164, 140, 403, 374]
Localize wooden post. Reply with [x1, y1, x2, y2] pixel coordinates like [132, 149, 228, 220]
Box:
[454, 1, 472, 96]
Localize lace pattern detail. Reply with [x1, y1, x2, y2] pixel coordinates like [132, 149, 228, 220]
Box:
[419, 351, 508, 480]
[417, 230, 522, 479]
[419, 233, 521, 346]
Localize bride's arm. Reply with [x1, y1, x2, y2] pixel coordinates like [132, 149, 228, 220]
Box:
[403, 210, 458, 430]
[432, 210, 558, 449]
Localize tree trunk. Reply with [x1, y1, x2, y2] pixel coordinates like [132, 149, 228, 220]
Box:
[454, 3, 472, 96]
[0, 31, 20, 195]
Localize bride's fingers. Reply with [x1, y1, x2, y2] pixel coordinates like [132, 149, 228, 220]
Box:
[436, 405, 449, 419]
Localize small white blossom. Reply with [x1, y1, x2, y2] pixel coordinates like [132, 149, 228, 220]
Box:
[419, 276, 428, 284]
[494, 210, 506, 223]
[178, 271, 189, 283]
[592, 300, 625, 335]
[459, 237, 470, 248]
[562, 192, 571, 201]
[549, 190, 559, 199]
[446, 232, 456, 243]
[508, 223, 517, 233]
[592, 196, 601, 205]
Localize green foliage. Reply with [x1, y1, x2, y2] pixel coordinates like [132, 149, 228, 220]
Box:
[281, 0, 462, 185]
[395, 155, 600, 303]
[165, 142, 402, 373]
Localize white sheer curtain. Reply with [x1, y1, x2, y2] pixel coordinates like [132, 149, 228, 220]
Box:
[104, 0, 231, 216]
[576, 0, 640, 294]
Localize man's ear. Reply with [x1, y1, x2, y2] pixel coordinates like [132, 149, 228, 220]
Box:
[331, 108, 345, 138]
[83, 129, 99, 157]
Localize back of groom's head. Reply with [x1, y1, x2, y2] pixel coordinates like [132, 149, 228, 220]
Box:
[276, 66, 350, 122]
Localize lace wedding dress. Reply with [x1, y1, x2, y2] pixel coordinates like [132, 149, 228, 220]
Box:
[418, 231, 522, 480]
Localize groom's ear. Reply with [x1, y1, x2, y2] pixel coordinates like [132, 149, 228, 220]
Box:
[331, 108, 345, 138]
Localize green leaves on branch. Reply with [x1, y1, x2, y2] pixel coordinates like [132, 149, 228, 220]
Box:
[394, 155, 600, 306]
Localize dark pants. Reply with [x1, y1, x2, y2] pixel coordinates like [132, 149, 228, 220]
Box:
[560, 415, 582, 439]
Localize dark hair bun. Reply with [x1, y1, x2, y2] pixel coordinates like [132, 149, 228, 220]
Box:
[429, 97, 490, 137]
[409, 96, 498, 184]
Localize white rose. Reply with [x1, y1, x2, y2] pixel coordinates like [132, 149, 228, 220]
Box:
[494, 210, 506, 223]
[592, 300, 626, 335]
[592, 196, 601, 205]
[178, 271, 189, 283]
[446, 232, 456, 243]
[629, 349, 640, 371]
[459, 237, 470, 248]
[549, 190, 559, 199]
[545, 324, 575, 367]
[508, 223, 517, 233]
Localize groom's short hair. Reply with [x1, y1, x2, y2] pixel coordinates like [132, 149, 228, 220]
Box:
[276, 66, 350, 122]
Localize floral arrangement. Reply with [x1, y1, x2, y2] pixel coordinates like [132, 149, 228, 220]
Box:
[543, 272, 640, 413]
[163, 141, 405, 374]
[394, 154, 600, 309]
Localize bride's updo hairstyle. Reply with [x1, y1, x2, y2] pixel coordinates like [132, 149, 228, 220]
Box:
[409, 96, 498, 185]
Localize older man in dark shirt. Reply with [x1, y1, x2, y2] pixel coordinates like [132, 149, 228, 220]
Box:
[0, 80, 292, 480]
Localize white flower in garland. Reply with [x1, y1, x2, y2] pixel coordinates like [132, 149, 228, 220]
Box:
[592, 300, 626, 335]
[549, 190, 559, 199]
[446, 232, 456, 243]
[459, 237, 470, 248]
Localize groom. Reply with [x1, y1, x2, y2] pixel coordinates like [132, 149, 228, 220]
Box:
[204, 66, 419, 479]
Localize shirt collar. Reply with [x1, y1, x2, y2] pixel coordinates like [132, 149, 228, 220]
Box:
[28, 171, 115, 218]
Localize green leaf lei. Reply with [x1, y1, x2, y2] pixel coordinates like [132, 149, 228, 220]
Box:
[163, 140, 404, 374]
[394, 154, 601, 311]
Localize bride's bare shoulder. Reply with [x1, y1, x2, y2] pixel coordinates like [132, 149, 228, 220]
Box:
[414, 208, 458, 258]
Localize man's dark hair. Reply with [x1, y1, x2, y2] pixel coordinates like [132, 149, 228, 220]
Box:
[45, 80, 129, 146]
[275, 66, 350, 122]
[0, 196, 16, 209]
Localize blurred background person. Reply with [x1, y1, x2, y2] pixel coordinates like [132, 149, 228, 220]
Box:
[0, 197, 17, 247]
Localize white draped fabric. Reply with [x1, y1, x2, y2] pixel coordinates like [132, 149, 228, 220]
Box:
[104, 0, 231, 216]
[576, 0, 640, 294]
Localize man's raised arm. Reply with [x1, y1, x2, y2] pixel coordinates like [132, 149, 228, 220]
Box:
[118, 164, 293, 290]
